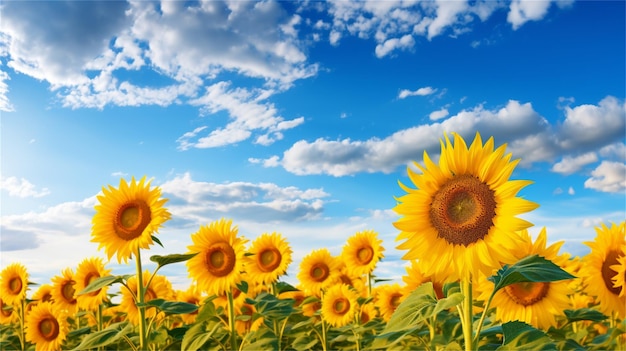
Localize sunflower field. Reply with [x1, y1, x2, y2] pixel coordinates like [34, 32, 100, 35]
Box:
[1, 132, 625, 351]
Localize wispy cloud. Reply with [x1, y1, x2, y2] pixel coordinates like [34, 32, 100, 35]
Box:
[398, 86, 437, 99]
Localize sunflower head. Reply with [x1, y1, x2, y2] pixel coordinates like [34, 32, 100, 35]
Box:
[0, 298, 15, 325]
[243, 232, 293, 285]
[25, 302, 69, 351]
[92, 176, 171, 263]
[374, 283, 404, 322]
[477, 227, 572, 329]
[0, 263, 29, 306]
[175, 285, 204, 325]
[120, 270, 174, 325]
[581, 221, 626, 318]
[50, 268, 78, 315]
[341, 230, 385, 277]
[401, 260, 448, 299]
[234, 303, 264, 335]
[74, 257, 111, 311]
[610, 244, 626, 298]
[321, 284, 359, 328]
[297, 248, 340, 295]
[186, 218, 248, 297]
[394, 132, 538, 280]
[32, 284, 54, 304]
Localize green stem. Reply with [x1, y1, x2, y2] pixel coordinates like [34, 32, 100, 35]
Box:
[97, 304, 104, 351]
[460, 278, 473, 351]
[135, 248, 147, 350]
[18, 299, 25, 351]
[473, 289, 495, 346]
[321, 318, 328, 351]
[367, 272, 372, 298]
[227, 288, 238, 351]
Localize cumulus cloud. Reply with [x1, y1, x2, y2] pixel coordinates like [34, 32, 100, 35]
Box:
[508, 0, 574, 30]
[375, 34, 415, 58]
[551, 152, 598, 175]
[429, 107, 449, 120]
[258, 96, 625, 177]
[398, 86, 437, 99]
[0, 69, 14, 112]
[159, 172, 330, 224]
[1, 176, 50, 198]
[584, 161, 626, 193]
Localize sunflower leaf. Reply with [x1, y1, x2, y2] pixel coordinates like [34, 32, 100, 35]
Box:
[150, 253, 198, 268]
[146, 298, 199, 314]
[488, 254, 575, 293]
[152, 235, 164, 248]
[275, 281, 298, 294]
[77, 275, 127, 296]
[70, 321, 133, 351]
[563, 308, 608, 323]
[237, 280, 249, 294]
[496, 321, 556, 351]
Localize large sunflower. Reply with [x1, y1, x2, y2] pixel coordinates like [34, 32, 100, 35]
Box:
[119, 270, 174, 325]
[394, 132, 538, 280]
[478, 227, 571, 330]
[374, 283, 404, 322]
[341, 230, 385, 277]
[581, 221, 626, 318]
[321, 283, 359, 328]
[74, 257, 111, 311]
[297, 248, 340, 294]
[92, 176, 171, 263]
[25, 302, 69, 351]
[243, 232, 292, 285]
[50, 268, 78, 315]
[187, 218, 248, 297]
[0, 262, 29, 306]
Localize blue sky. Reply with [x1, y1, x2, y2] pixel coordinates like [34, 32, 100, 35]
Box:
[1, 0, 625, 290]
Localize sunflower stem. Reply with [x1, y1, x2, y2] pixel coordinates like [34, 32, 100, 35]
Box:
[135, 248, 147, 350]
[18, 298, 25, 351]
[460, 278, 474, 351]
[97, 304, 104, 351]
[227, 288, 238, 351]
[473, 288, 495, 346]
[321, 318, 328, 351]
[367, 272, 372, 298]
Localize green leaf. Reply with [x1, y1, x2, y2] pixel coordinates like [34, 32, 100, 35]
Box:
[152, 235, 164, 248]
[488, 255, 575, 293]
[182, 320, 222, 351]
[275, 281, 298, 294]
[146, 298, 199, 314]
[77, 275, 129, 296]
[563, 308, 608, 323]
[150, 253, 197, 268]
[496, 321, 556, 351]
[236, 280, 249, 294]
[66, 326, 92, 338]
[70, 322, 133, 351]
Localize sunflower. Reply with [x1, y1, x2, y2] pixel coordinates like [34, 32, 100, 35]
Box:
[341, 230, 385, 277]
[50, 268, 78, 315]
[394, 132, 538, 280]
[92, 176, 171, 263]
[25, 302, 69, 351]
[74, 257, 111, 311]
[401, 260, 449, 299]
[234, 303, 264, 335]
[611, 245, 626, 297]
[321, 284, 359, 328]
[0, 262, 29, 306]
[0, 298, 15, 325]
[187, 218, 247, 297]
[175, 285, 204, 325]
[119, 270, 174, 325]
[243, 232, 292, 285]
[478, 227, 572, 329]
[581, 221, 626, 318]
[336, 257, 368, 297]
[32, 284, 54, 304]
[374, 283, 404, 322]
[359, 301, 378, 324]
[297, 248, 340, 294]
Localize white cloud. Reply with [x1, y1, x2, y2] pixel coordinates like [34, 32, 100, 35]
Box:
[599, 142, 626, 162]
[0, 69, 14, 112]
[427, 0, 469, 40]
[0, 176, 50, 198]
[507, 0, 553, 30]
[584, 161, 626, 193]
[375, 34, 415, 58]
[568, 186, 575, 195]
[398, 86, 437, 99]
[551, 152, 598, 175]
[181, 82, 304, 149]
[429, 107, 449, 120]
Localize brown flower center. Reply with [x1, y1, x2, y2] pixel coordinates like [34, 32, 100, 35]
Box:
[310, 263, 330, 282]
[114, 200, 152, 241]
[360, 308, 371, 324]
[61, 280, 76, 304]
[84, 272, 101, 296]
[0, 299, 12, 317]
[258, 247, 282, 273]
[389, 293, 402, 308]
[205, 242, 236, 277]
[504, 282, 550, 306]
[356, 246, 374, 265]
[38, 316, 60, 341]
[8, 277, 22, 295]
[601, 250, 621, 295]
[430, 175, 496, 246]
[332, 297, 350, 315]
